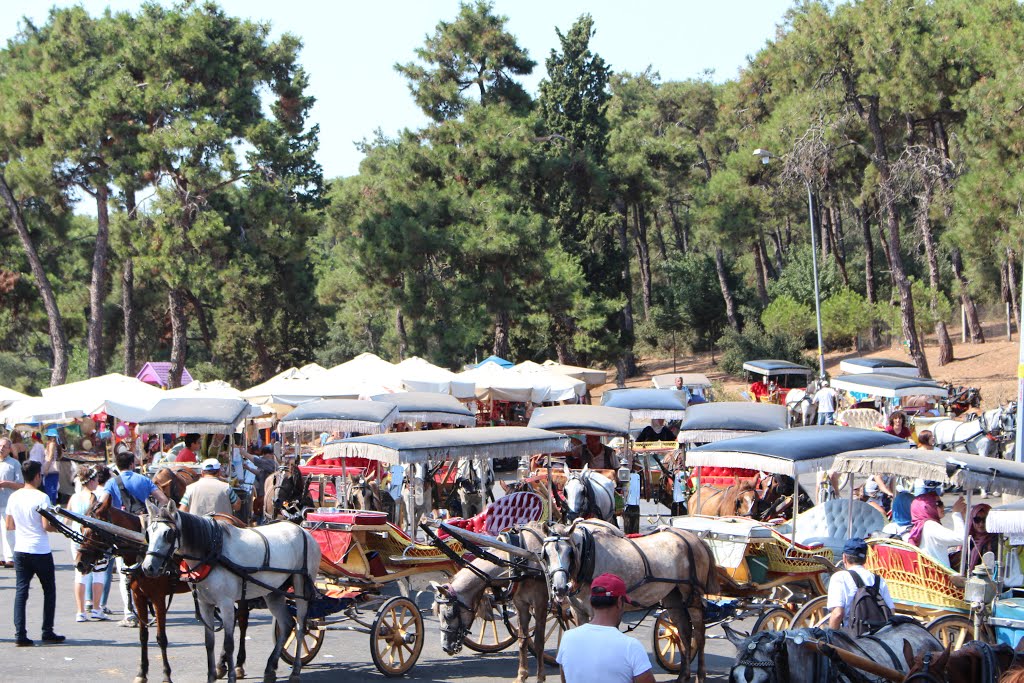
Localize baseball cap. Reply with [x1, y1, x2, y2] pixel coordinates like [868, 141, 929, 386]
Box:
[843, 538, 868, 559]
[590, 573, 633, 604]
[201, 458, 222, 472]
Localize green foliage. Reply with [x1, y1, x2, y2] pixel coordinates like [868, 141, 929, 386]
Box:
[761, 295, 814, 342]
[717, 323, 808, 376]
[768, 245, 845, 310]
[821, 288, 875, 347]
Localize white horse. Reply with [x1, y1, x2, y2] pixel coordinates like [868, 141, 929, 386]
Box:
[933, 402, 1017, 458]
[562, 465, 617, 524]
[785, 387, 817, 427]
[141, 502, 321, 683]
[454, 455, 494, 518]
[402, 462, 432, 539]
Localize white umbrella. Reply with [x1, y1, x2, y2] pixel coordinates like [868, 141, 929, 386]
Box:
[0, 384, 28, 409]
[396, 356, 476, 399]
[540, 360, 607, 387]
[41, 373, 163, 422]
[164, 380, 243, 399]
[455, 364, 535, 403]
[514, 361, 586, 402]
[325, 352, 404, 394]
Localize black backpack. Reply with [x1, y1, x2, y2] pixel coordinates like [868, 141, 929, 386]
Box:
[847, 571, 892, 636]
[115, 474, 147, 515]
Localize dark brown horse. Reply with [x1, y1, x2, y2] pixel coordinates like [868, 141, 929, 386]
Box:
[78, 496, 252, 683]
[901, 640, 1022, 683]
[152, 467, 200, 504]
[263, 461, 310, 521]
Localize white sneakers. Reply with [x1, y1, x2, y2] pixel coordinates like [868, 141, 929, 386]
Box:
[77, 609, 111, 622]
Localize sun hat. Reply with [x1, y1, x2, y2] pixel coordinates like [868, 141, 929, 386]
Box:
[590, 573, 633, 604]
[201, 458, 221, 472]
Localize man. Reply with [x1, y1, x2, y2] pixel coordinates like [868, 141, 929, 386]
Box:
[6, 460, 64, 647]
[104, 451, 168, 627]
[672, 376, 692, 404]
[0, 438, 24, 568]
[813, 380, 841, 425]
[636, 419, 674, 443]
[180, 458, 241, 517]
[579, 434, 617, 470]
[557, 573, 654, 683]
[827, 538, 894, 633]
[175, 434, 200, 463]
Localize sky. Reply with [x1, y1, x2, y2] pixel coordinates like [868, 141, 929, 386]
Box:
[0, 1, 794, 180]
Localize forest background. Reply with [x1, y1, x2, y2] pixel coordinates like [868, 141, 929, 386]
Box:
[2, 0, 1023, 394]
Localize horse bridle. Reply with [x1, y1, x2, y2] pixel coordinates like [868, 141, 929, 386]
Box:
[734, 632, 787, 683]
[434, 585, 475, 653]
[902, 651, 944, 683]
[143, 517, 181, 574]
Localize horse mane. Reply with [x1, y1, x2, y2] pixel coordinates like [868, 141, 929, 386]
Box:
[156, 507, 219, 553]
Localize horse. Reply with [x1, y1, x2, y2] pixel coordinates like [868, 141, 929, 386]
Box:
[541, 520, 719, 683]
[723, 622, 942, 683]
[562, 466, 617, 525]
[76, 495, 253, 683]
[346, 473, 383, 511]
[689, 482, 761, 518]
[786, 388, 818, 427]
[432, 522, 554, 683]
[152, 466, 200, 503]
[902, 640, 1022, 683]
[141, 501, 320, 683]
[402, 463, 433, 539]
[263, 461, 310, 522]
[933, 402, 1018, 459]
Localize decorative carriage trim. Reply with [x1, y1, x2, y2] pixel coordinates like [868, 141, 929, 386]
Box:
[677, 429, 759, 444]
[384, 411, 476, 427]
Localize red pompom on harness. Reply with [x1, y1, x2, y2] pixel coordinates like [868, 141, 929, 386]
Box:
[179, 559, 213, 583]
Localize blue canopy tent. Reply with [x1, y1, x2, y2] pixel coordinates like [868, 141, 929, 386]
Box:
[475, 355, 513, 369]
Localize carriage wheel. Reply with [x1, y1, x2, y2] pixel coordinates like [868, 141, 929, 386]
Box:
[462, 593, 518, 653]
[276, 618, 326, 666]
[651, 611, 697, 674]
[752, 607, 795, 633]
[926, 614, 993, 649]
[371, 596, 424, 677]
[789, 595, 829, 628]
[529, 603, 577, 666]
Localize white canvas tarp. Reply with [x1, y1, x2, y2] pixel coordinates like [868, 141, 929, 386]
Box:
[41, 373, 163, 422]
[396, 356, 476, 399]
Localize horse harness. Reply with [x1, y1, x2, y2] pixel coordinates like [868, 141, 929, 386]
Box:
[902, 640, 1002, 683]
[737, 627, 903, 683]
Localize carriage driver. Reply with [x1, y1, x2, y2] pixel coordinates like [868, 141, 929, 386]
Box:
[580, 434, 617, 470]
[826, 538, 894, 631]
[179, 458, 241, 517]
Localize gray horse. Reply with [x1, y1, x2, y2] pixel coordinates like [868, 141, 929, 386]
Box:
[562, 466, 617, 524]
[933, 402, 1017, 459]
[725, 621, 942, 683]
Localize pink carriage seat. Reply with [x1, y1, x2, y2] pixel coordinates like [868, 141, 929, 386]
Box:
[306, 509, 388, 525]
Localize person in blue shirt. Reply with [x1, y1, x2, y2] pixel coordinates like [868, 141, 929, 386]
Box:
[102, 451, 168, 626]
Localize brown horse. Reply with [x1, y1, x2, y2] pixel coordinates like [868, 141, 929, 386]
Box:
[78, 496, 252, 683]
[263, 461, 310, 521]
[902, 640, 1022, 683]
[152, 467, 199, 504]
[689, 482, 761, 517]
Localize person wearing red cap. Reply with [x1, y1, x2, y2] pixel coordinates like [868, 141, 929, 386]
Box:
[556, 573, 655, 683]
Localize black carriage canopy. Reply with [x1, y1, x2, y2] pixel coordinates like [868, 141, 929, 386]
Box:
[136, 397, 255, 435]
[685, 425, 909, 476]
[651, 373, 712, 389]
[838, 357, 918, 373]
[987, 499, 1024, 535]
[279, 398, 398, 434]
[831, 448, 1024, 498]
[527, 404, 632, 435]
[322, 426, 572, 465]
[830, 372, 947, 398]
[676, 401, 789, 444]
[741, 359, 813, 375]
[599, 388, 688, 420]
[370, 392, 475, 427]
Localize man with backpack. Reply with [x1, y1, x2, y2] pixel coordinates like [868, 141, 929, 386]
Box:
[827, 538, 895, 634]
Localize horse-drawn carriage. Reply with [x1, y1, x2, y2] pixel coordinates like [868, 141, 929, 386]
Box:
[743, 359, 813, 405]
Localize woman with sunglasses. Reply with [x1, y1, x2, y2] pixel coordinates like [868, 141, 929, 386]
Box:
[67, 465, 110, 622]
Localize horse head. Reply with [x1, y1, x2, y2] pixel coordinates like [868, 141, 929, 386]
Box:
[74, 494, 114, 574]
[540, 525, 576, 601]
[727, 629, 789, 683]
[562, 466, 588, 521]
[141, 500, 180, 578]
[431, 581, 473, 655]
[903, 643, 952, 683]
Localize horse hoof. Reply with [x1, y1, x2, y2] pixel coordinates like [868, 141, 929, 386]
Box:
[235, 667, 245, 679]
[216, 665, 227, 680]
[133, 678, 147, 683]
[288, 676, 300, 683]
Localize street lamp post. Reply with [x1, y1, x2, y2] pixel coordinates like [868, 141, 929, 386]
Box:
[753, 148, 826, 381]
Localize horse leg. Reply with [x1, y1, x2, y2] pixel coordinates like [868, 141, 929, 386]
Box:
[133, 584, 150, 683]
[514, 593, 532, 683]
[155, 592, 173, 683]
[235, 601, 248, 680]
[662, 590, 693, 683]
[216, 597, 238, 683]
[533, 594, 548, 683]
[198, 601, 219, 683]
[263, 593, 291, 683]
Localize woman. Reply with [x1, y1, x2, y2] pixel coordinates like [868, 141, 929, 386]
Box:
[863, 474, 895, 513]
[884, 411, 912, 439]
[912, 430, 944, 496]
[906, 492, 966, 569]
[68, 465, 109, 622]
[968, 503, 997, 570]
[882, 491, 914, 536]
[42, 428, 61, 504]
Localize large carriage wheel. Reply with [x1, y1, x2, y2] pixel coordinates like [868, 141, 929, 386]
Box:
[651, 611, 695, 674]
[926, 614, 993, 649]
[529, 602, 577, 666]
[752, 607, 795, 633]
[371, 596, 424, 677]
[789, 595, 829, 629]
[276, 617, 326, 666]
[462, 592, 518, 653]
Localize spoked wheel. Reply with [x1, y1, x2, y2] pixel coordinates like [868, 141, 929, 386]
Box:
[789, 595, 829, 629]
[529, 602, 577, 666]
[462, 593, 518, 653]
[651, 611, 696, 674]
[276, 618, 326, 666]
[926, 614, 992, 649]
[752, 607, 794, 633]
[371, 596, 424, 677]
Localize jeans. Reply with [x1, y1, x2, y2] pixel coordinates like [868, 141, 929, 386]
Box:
[42, 473, 59, 505]
[816, 411, 835, 425]
[13, 551, 56, 639]
[100, 553, 115, 607]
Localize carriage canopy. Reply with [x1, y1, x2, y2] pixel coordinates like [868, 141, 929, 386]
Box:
[676, 402, 788, 444]
[742, 359, 813, 376]
[136, 397, 256, 435]
[371, 392, 475, 427]
[323, 426, 572, 465]
[651, 373, 713, 390]
[830, 373, 946, 398]
[831, 448, 1024, 498]
[280, 398, 398, 434]
[986, 500, 1024, 535]
[686, 425, 908, 476]
[838, 357, 920, 377]
[600, 388, 688, 420]
[527, 404, 631, 436]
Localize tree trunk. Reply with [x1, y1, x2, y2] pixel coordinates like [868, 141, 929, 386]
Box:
[87, 184, 110, 378]
[771, 228, 785, 274]
[818, 191, 832, 261]
[185, 290, 214, 360]
[715, 247, 740, 331]
[752, 241, 769, 306]
[0, 172, 69, 386]
[631, 203, 652, 320]
[552, 313, 577, 365]
[667, 204, 687, 254]
[863, 95, 929, 377]
[917, 193, 953, 365]
[615, 212, 638, 378]
[857, 205, 883, 348]
[652, 208, 668, 261]
[168, 288, 188, 389]
[492, 308, 511, 359]
[950, 248, 984, 343]
[828, 197, 849, 286]
[122, 258, 136, 376]
[1008, 248, 1021, 332]
[758, 230, 776, 280]
[395, 307, 408, 360]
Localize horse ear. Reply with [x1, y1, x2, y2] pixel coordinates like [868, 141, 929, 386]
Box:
[936, 644, 952, 669]
[145, 500, 159, 517]
[902, 640, 915, 669]
[722, 623, 747, 650]
[166, 500, 178, 515]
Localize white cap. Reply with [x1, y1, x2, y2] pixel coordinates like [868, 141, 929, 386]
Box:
[201, 458, 221, 472]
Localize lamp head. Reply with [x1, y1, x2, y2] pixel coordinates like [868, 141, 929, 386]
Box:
[753, 148, 772, 165]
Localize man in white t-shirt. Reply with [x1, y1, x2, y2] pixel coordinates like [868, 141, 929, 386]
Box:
[6, 460, 65, 646]
[557, 573, 655, 683]
[813, 381, 841, 425]
[827, 538, 895, 630]
[0, 437, 25, 567]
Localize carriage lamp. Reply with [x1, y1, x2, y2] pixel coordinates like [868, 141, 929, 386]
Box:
[965, 565, 996, 607]
[517, 457, 530, 481]
[617, 456, 630, 483]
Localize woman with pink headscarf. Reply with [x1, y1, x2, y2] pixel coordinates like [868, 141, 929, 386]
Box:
[905, 492, 966, 569]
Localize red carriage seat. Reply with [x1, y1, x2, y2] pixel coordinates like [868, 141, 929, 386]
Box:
[690, 466, 759, 488]
[441, 491, 545, 537]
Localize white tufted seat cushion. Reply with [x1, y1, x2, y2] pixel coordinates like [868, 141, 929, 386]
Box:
[776, 499, 886, 557]
[836, 408, 884, 430]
